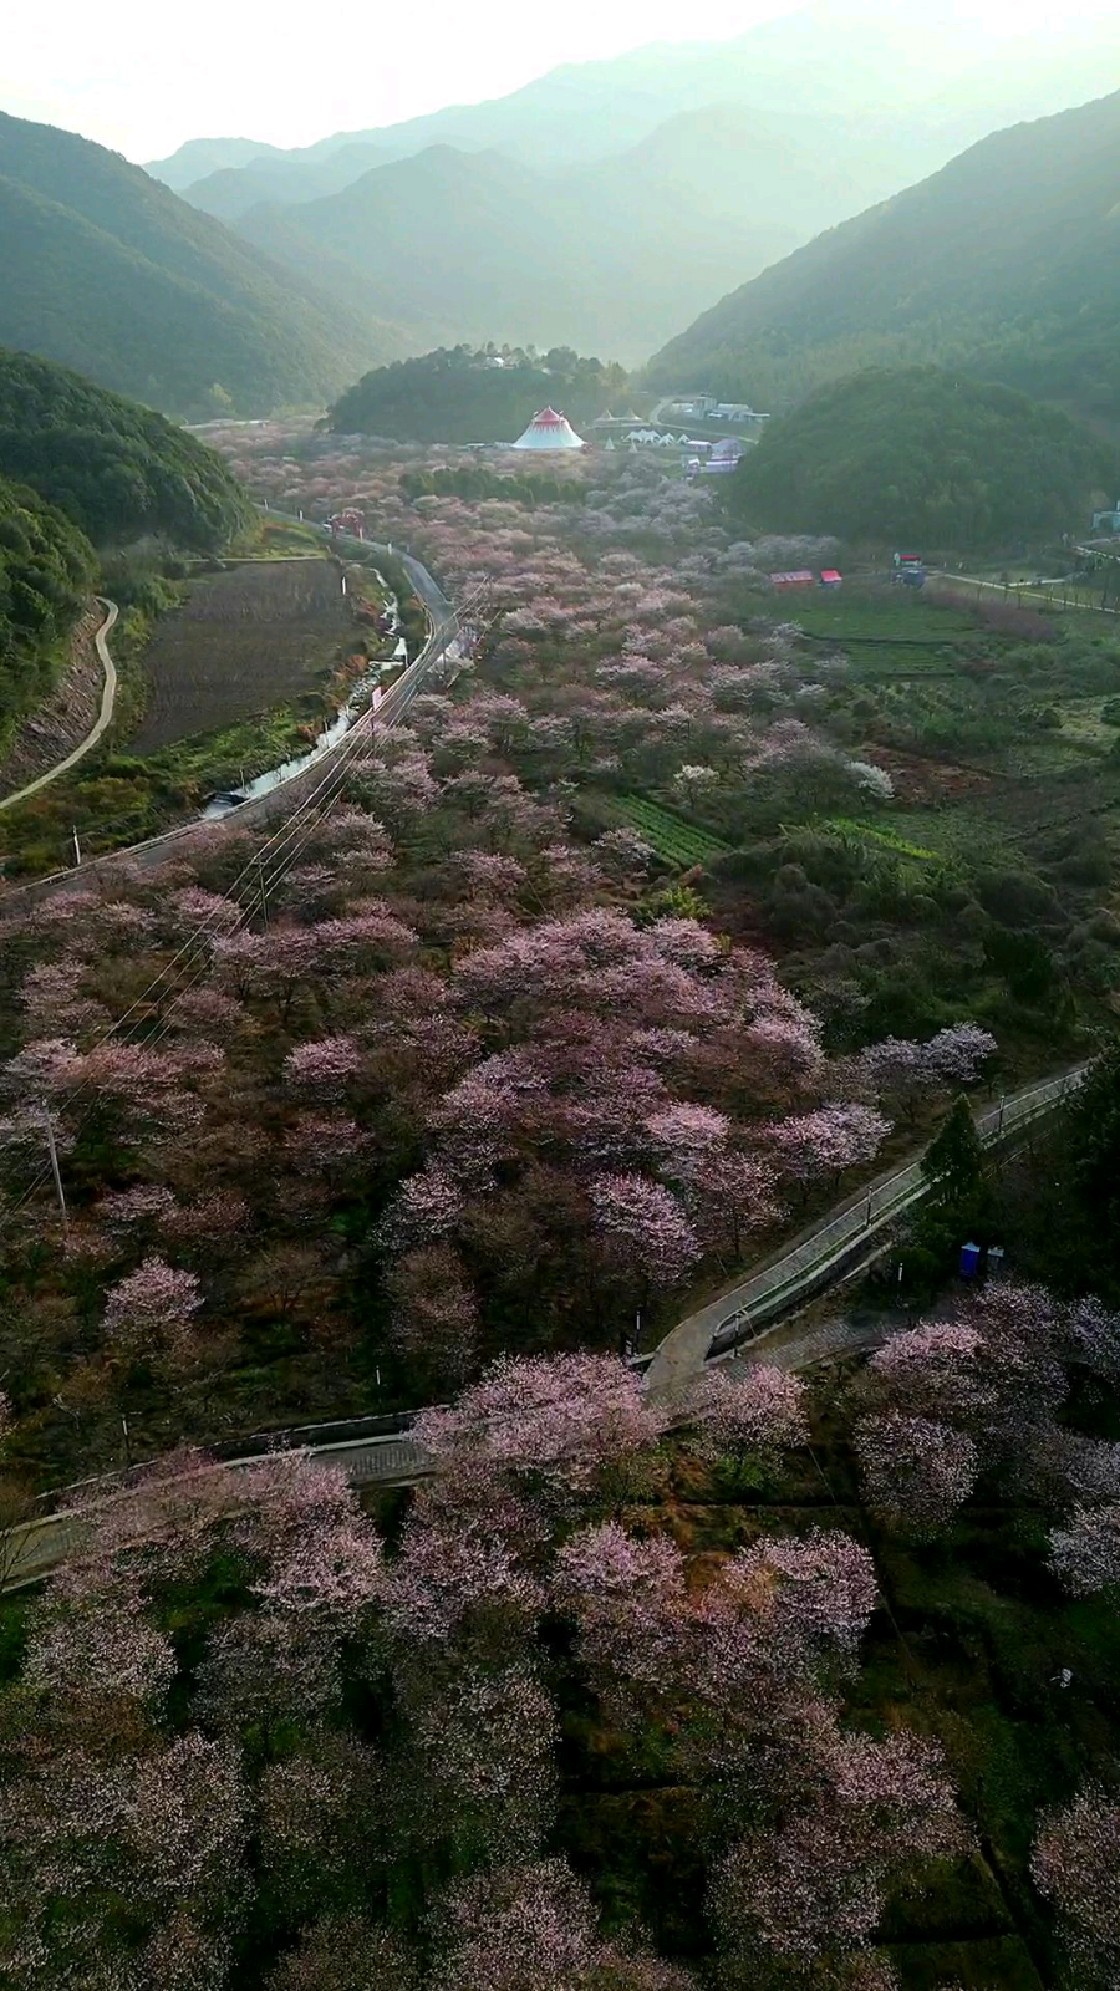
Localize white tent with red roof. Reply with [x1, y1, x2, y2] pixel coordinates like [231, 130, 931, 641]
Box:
[510, 406, 584, 451]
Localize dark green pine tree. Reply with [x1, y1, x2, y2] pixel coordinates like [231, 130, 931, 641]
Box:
[922, 1094, 988, 1215]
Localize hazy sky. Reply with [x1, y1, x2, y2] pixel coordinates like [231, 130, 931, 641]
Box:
[0, 0, 1112, 162]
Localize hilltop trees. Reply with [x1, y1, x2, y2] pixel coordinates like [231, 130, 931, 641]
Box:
[725, 367, 1112, 549]
[0, 348, 252, 549]
[330, 346, 627, 446]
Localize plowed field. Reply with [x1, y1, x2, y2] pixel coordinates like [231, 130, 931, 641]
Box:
[131, 560, 352, 752]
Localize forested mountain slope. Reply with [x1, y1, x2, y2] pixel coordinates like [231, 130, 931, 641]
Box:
[0, 476, 97, 757]
[0, 112, 399, 417]
[0, 349, 252, 548]
[646, 90, 1120, 430]
[725, 367, 1115, 549]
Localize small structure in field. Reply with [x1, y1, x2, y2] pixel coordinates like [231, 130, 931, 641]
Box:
[511, 407, 584, 451]
[819, 569, 843, 589]
[771, 569, 816, 591]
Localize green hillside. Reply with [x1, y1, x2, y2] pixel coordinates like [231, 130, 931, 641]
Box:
[330, 345, 628, 444]
[0, 476, 96, 756]
[0, 350, 252, 549]
[725, 366, 1114, 549]
[0, 112, 396, 417]
[645, 90, 1120, 430]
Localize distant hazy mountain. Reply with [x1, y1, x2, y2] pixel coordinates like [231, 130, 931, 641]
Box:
[644, 91, 1120, 430]
[183, 142, 396, 224]
[234, 106, 923, 365]
[152, 2, 1118, 217]
[0, 111, 405, 417]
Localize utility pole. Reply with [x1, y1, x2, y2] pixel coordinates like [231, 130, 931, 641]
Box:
[71, 825, 81, 867]
[40, 1101, 67, 1228]
[257, 853, 269, 928]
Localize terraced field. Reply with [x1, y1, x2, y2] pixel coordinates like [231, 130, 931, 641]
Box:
[130, 559, 353, 753]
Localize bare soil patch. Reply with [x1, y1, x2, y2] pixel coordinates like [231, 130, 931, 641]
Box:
[130, 560, 353, 753]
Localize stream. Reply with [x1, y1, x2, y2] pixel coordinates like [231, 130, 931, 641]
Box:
[202, 577, 407, 821]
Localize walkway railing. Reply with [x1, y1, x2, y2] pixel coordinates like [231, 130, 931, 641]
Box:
[703, 1067, 1087, 1359]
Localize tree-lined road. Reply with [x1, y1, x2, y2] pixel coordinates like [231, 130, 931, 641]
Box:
[642, 1064, 1088, 1400]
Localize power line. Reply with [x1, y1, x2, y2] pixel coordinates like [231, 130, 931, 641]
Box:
[8, 587, 483, 1218]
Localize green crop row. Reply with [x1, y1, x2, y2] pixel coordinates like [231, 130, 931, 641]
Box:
[825, 816, 941, 862]
[615, 794, 732, 866]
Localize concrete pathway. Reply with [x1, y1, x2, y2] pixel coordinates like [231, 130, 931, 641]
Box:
[0, 599, 118, 812]
[643, 1064, 1088, 1401]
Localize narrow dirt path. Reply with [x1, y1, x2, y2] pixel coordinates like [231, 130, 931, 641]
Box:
[0, 598, 118, 813]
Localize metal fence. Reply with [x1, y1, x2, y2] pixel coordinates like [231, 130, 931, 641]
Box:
[705, 1067, 1089, 1359]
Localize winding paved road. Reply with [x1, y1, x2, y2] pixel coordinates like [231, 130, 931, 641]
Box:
[0, 598, 119, 813]
[642, 1064, 1089, 1400]
[1, 1062, 1090, 1593]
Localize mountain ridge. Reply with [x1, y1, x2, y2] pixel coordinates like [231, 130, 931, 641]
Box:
[0, 110, 404, 417]
[644, 89, 1120, 429]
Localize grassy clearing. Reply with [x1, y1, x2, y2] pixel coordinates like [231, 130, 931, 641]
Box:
[824, 817, 942, 862]
[792, 587, 979, 646]
[614, 794, 732, 866]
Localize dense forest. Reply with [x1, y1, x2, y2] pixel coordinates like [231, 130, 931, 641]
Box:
[0, 111, 385, 417]
[0, 350, 253, 549]
[725, 367, 1113, 549]
[0, 474, 96, 755]
[645, 89, 1120, 431]
[331, 346, 628, 444]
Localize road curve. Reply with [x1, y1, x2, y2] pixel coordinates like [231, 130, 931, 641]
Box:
[0, 599, 119, 814]
[642, 1063, 1089, 1400]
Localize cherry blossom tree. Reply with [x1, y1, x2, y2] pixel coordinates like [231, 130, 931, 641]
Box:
[385, 1243, 479, 1388]
[1048, 1504, 1120, 1595]
[266, 1916, 420, 1991]
[590, 1172, 700, 1288]
[283, 1036, 365, 1098]
[384, 1511, 542, 1649]
[764, 1104, 890, 1190]
[711, 1729, 963, 1974]
[1032, 1788, 1120, 1985]
[413, 1353, 666, 1510]
[854, 1413, 980, 1536]
[686, 1366, 808, 1464]
[102, 1256, 202, 1360]
[399, 1661, 558, 1864]
[553, 1521, 686, 1700]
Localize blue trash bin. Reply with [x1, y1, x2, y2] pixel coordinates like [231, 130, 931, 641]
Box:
[959, 1241, 981, 1278]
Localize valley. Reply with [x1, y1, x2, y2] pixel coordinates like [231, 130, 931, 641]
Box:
[2, 16, 1120, 1991]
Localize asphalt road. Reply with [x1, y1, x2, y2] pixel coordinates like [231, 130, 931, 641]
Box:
[642, 1064, 1089, 1400]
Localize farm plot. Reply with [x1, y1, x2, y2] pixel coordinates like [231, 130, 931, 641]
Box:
[130, 560, 353, 753]
[615, 794, 731, 866]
